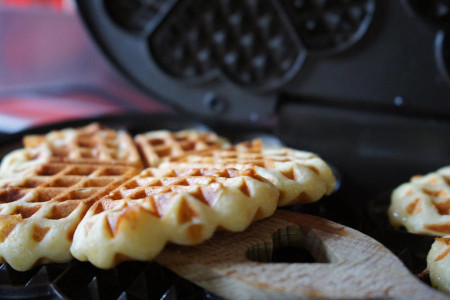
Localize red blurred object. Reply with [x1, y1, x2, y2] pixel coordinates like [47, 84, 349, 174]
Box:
[0, 96, 121, 122]
[0, 94, 122, 133]
[0, 4, 169, 134]
[1, 0, 64, 9]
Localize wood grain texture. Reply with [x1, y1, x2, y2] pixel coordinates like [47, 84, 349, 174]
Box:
[157, 210, 449, 299]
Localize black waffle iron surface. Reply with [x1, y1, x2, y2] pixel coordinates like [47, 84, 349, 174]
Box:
[77, 0, 450, 122]
[3, 0, 450, 298]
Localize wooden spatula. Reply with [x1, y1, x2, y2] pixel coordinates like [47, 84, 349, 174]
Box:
[156, 210, 448, 299]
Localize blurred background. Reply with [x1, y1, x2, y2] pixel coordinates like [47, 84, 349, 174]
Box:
[1, 0, 450, 133]
[0, 0, 168, 134]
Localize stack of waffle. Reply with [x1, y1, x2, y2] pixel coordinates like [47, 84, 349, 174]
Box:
[389, 167, 450, 294]
[0, 123, 335, 270]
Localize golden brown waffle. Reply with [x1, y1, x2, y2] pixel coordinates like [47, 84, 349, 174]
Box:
[23, 123, 142, 169]
[0, 124, 335, 270]
[70, 167, 279, 268]
[0, 145, 52, 179]
[428, 236, 450, 294]
[0, 163, 137, 271]
[161, 141, 336, 206]
[135, 129, 229, 167]
[389, 166, 450, 236]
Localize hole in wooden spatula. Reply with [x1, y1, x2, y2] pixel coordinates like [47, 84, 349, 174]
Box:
[245, 226, 331, 263]
[271, 247, 315, 263]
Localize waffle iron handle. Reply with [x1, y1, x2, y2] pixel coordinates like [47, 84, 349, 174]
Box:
[157, 210, 448, 300]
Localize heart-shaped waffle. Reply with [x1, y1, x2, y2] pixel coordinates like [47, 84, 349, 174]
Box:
[70, 167, 279, 269]
[160, 140, 336, 206]
[389, 166, 450, 236]
[0, 163, 137, 271]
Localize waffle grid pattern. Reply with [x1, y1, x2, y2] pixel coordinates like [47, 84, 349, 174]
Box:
[161, 141, 336, 206]
[0, 259, 217, 300]
[23, 123, 142, 168]
[135, 130, 229, 167]
[149, 0, 304, 88]
[70, 167, 279, 268]
[102, 0, 375, 95]
[281, 0, 374, 52]
[0, 163, 137, 271]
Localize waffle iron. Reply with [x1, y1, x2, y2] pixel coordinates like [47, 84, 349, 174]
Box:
[2, 0, 450, 298]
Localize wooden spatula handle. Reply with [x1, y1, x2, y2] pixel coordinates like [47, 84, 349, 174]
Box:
[157, 210, 448, 299]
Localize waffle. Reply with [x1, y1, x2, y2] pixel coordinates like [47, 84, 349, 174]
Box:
[0, 145, 51, 179]
[0, 163, 137, 271]
[428, 236, 450, 294]
[135, 129, 229, 167]
[70, 167, 279, 269]
[160, 140, 336, 206]
[23, 123, 143, 169]
[389, 166, 450, 236]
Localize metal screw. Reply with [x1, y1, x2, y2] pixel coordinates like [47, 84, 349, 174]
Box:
[249, 112, 260, 122]
[203, 93, 226, 114]
[394, 96, 404, 106]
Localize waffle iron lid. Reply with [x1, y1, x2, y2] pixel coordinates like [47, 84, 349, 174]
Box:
[76, 0, 450, 122]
